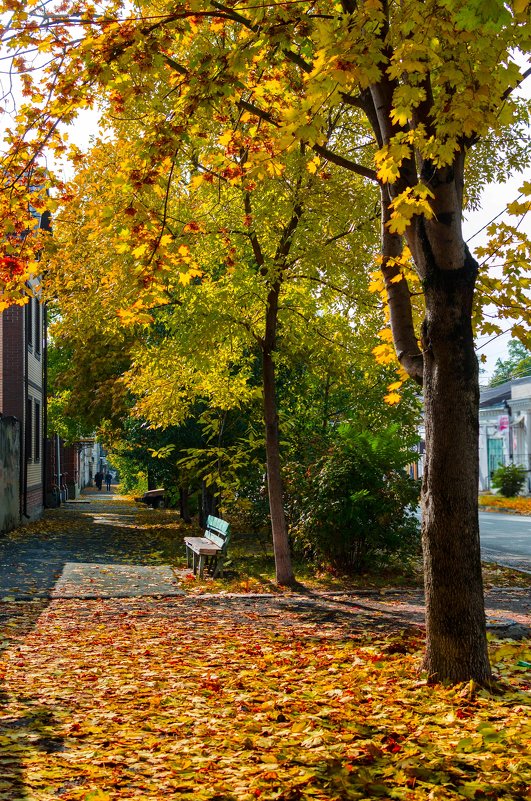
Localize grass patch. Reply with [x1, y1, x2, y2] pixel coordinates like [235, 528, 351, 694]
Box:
[146, 511, 531, 593]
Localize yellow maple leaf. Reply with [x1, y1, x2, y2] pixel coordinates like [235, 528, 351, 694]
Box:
[384, 391, 401, 405]
[378, 327, 394, 343]
[132, 243, 148, 258]
[178, 270, 194, 285]
[387, 380, 403, 392]
[218, 131, 233, 147]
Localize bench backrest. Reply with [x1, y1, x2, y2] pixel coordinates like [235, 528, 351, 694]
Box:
[205, 515, 231, 552]
[143, 488, 165, 499]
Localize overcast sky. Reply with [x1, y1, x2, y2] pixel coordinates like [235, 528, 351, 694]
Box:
[464, 170, 531, 379]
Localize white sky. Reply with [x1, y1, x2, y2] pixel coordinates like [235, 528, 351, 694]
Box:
[464, 171, 531, 379]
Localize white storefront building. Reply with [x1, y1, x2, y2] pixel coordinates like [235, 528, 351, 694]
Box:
[479, 377, 531, 494]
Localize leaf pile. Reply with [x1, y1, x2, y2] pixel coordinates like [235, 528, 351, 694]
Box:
[479, 495, 531, 516]
[0, 598, 529, 800]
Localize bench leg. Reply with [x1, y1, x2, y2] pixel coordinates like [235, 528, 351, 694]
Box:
[186, 546, 192, 569]
[198, 555, 205, 579]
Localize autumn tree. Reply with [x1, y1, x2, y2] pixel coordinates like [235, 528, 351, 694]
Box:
[1, 0, 531, 680]
[49, 129, 384, 585]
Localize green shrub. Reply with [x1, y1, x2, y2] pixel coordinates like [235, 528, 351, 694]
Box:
[491, 463, 527, 497]
[109, 453, 148, 496]
[290, 424, 421, 573]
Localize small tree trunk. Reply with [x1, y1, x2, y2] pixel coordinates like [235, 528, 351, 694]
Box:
[201, 480, 218, 524]
[263, 347, 295, 585]
[261, 277, 295, 586]
[421, 253, 491, 684]
[179, 486, 191, 523]
[147, 467, 157, 491]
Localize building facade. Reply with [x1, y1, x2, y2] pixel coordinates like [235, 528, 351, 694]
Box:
[0, 291, 46, 522]
[479, 377, 531, 493]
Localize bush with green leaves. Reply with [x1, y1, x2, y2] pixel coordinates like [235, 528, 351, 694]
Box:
[491, 463, 527, 497]
[290, 423, 421, 572]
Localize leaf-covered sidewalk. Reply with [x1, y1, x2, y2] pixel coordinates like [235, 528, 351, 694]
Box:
[0, 493, 529, 800]
[1, 595, 530, 801]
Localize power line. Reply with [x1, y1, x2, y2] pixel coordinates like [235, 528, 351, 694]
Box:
[466, 193, 524, 243]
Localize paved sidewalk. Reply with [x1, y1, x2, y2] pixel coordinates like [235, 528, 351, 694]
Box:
[0, 491, 184, 600]
[0, 491, 528, 632]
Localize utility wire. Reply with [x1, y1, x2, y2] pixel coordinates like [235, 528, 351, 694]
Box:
[466, 193, 525, 243]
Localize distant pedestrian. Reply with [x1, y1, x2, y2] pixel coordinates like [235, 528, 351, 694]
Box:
[94, 472, 103, 491]
[105, 471, 112, 492]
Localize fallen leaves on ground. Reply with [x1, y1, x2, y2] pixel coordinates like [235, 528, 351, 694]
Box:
[479, 495, 531, 516]
[0, 598, 529, 801]
[482, 563, 531, 589]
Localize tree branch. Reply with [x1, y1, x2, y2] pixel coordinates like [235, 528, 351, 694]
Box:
[380, 187, 424, 385]
[502, 65, 531, 101]
[312, 144, 378, 182]
[244, 192, 265, 269]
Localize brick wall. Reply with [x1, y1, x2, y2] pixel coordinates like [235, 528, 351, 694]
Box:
[62, 445, 80, 499]
[0, 301, 45, 522]
[0, 306, 24, 420]
[25, 485, 43, 521]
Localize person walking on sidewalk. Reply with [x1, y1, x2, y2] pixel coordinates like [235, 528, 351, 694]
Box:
[105, 471, 112, 492]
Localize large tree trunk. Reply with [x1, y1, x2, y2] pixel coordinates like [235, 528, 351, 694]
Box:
[420, 248, 491, 683]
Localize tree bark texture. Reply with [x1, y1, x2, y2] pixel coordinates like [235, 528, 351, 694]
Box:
[263, 349, 294, 585]
[179, 486, 191, 523]
[200, 481, 218, 527]
[420, 244, 491, 683]
[366, 21, 492, 678]
[262, 283, 295, 586]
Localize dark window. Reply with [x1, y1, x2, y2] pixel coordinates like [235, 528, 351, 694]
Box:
[25, 397, 33, 462]
[26, 297, 33, 349]
[35, 301, 41, 355]
[34, 401, 41, 462]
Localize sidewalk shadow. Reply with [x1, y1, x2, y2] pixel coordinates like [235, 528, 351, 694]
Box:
[0, 599, 66, 799]
[0, 493, 178, 797]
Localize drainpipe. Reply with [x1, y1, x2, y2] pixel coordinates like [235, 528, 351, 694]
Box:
[56, 433, 61, 506]
[503, 399, 513, 462]
[22, 304, 29, 518]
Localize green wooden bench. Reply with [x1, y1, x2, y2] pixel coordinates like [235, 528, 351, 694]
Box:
[184, 515, 231, 579]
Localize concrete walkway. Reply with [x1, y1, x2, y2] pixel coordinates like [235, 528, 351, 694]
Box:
[0, 490, 184, 600]
[0, 490, 529, 636]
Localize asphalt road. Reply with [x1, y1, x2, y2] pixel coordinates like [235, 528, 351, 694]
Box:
[479, 510, 531, 573]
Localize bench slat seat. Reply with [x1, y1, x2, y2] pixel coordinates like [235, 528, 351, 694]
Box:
[184, 515, 230, 578]
[183, 536, 221, 556]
